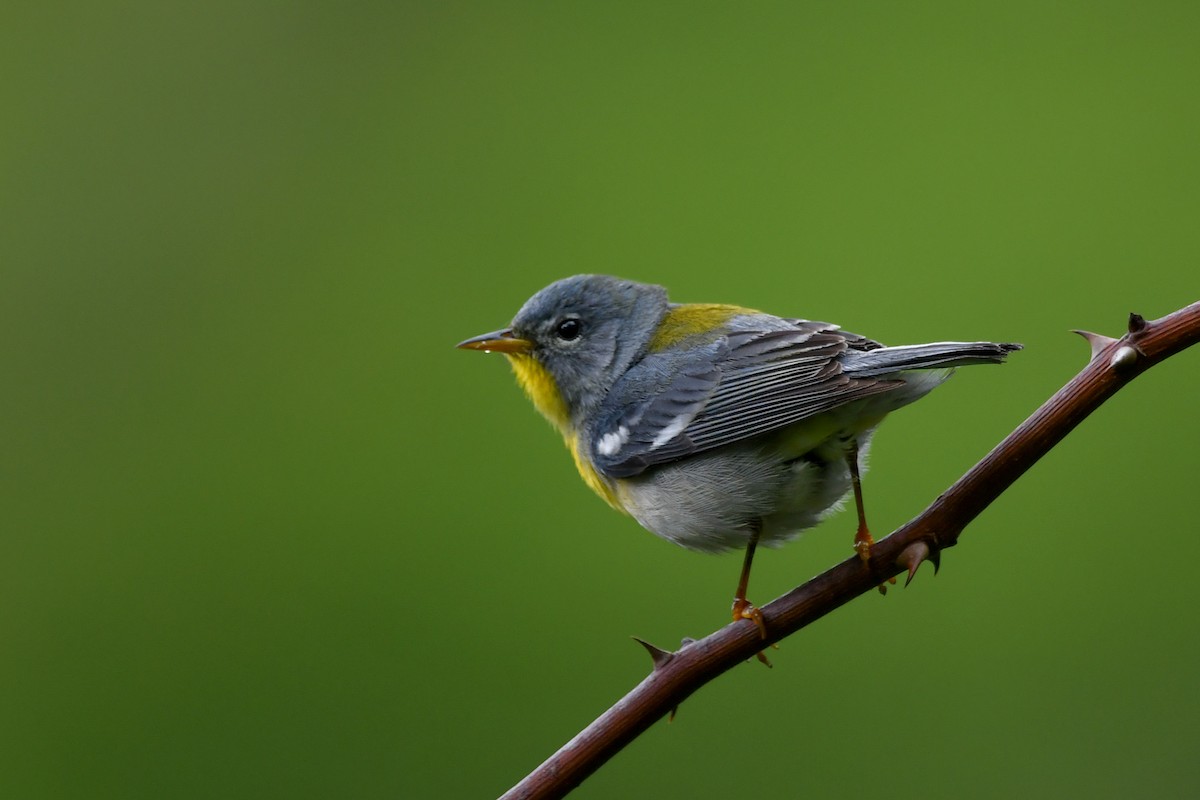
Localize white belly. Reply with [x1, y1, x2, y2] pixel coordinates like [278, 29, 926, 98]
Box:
[614, 429, 875, 553]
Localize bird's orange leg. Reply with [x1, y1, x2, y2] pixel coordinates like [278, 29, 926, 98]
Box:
[847, 440, 874, 563]
[731, 526, 766, 635]
[731, 524, 773, 666]
[846, 439, 896, 594]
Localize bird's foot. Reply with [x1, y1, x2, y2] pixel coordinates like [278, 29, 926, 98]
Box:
[731, 596, 767, 638]
[731, 597, 775, 667]
[853, 526, 897, 595]
[853, 524, 875, 563]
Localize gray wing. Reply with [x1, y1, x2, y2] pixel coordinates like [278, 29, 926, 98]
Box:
[589, 320, 901, 479]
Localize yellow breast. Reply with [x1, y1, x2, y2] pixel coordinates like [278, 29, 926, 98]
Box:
[506, 353, 624, 512]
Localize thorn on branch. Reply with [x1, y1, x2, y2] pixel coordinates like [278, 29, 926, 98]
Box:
[632, 637, 674, 670]
[897, 541, 927, 586]
[1128, 312, 1147, 333]
[1072, 329, 1118, 361]
[897, 541, 927, 587]
[897, 534, 944, 586]
[1109, 345, 1139, 373]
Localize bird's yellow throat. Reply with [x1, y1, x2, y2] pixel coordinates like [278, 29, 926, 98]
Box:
[505, 352, 570, 433]
[505, 353, 623, 511]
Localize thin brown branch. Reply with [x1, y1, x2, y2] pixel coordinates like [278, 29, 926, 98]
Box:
[500, 301, 1200, 800]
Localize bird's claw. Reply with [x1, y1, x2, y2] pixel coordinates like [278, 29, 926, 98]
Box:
[853, 526, 875, 563]
[731, 597, 775, 667]
[854, 526, 897, 594]
[731, 597, 768, 639]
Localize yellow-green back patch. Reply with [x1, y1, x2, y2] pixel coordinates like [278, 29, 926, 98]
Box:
[648, 304, 751, 352]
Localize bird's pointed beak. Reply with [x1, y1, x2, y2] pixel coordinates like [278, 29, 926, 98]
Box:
[456, 327, 533, 354]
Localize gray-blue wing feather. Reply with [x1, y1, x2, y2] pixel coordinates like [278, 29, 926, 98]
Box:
[589, 316, 1020, 479]
[589, 321, 902, 479]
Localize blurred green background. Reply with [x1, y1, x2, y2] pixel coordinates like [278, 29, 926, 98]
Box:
[3, 2, 1198, 798]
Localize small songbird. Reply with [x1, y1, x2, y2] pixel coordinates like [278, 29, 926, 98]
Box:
[458, 275, 1020, 636]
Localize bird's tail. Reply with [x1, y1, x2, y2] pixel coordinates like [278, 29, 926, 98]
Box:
[843, 341, 1022, 377]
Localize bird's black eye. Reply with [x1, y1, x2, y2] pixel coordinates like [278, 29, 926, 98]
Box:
[556, 317, 582, 341]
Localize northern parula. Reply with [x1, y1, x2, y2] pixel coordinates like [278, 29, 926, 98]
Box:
[458, 275, 1020, 635]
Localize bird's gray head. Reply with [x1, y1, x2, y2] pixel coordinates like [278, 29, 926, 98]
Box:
[510, 275, 667, 418]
